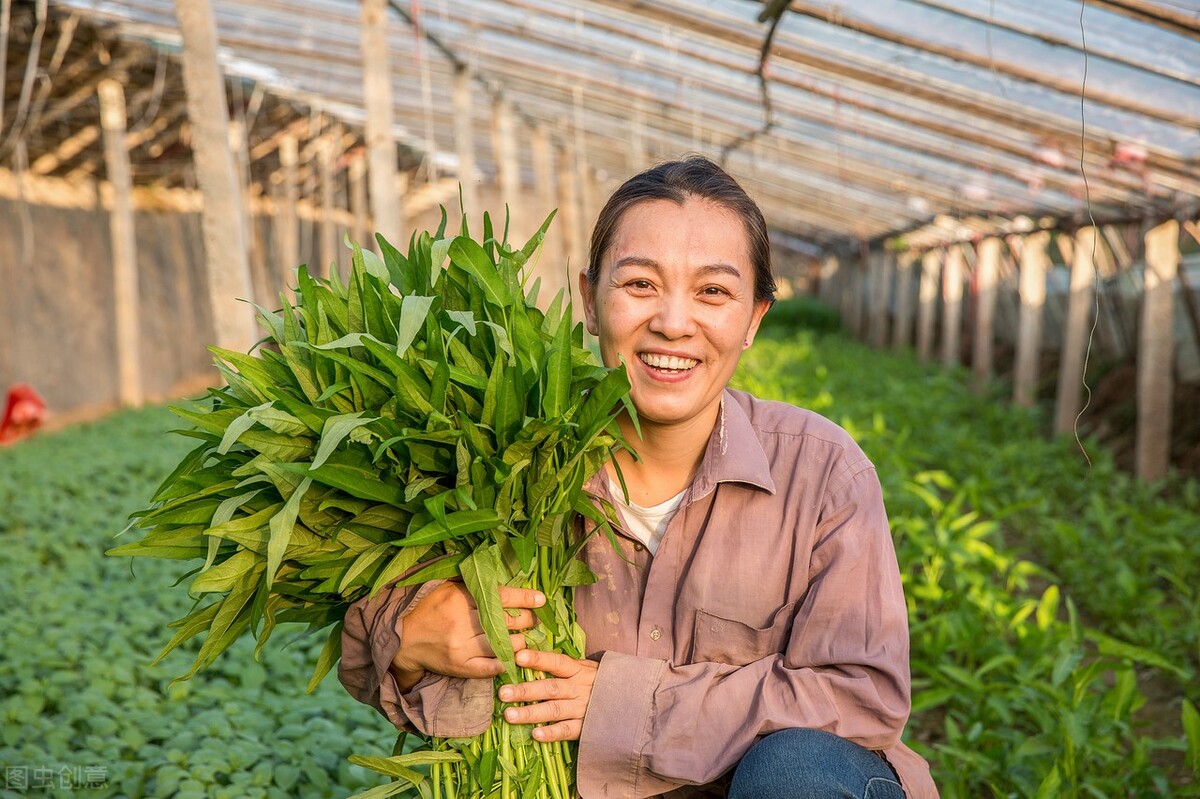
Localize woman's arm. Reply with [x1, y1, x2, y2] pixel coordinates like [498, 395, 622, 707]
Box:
[338, 579, 546, 736]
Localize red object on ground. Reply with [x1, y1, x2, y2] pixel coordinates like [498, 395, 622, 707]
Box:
[0, 384, 47, 445]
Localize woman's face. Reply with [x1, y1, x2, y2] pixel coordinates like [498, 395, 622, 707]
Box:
[580, 197, 771, 433]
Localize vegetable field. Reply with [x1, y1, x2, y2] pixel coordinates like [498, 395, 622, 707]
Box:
[3, 302, 1199, 797]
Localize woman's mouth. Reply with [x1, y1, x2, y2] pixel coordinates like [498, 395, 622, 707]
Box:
[638, 352, 699, 374]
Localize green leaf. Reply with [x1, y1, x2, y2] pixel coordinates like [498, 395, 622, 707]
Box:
[1183, 698, 1200, 774]
[191, 549, 260, 594]
[305, 622, 343, 693]
[542, 312, 572, 418]
[448, 236, 512, 306]
[400, 509, 504, 547]
[1083, 629, 1189, 679]
[218, 401, 274, 455]
[397, 295, 436, 356]
[248, 405, 309, 436]
[446, 309, 477, 335]
[280, 458, 406, 506]
[460, 545, 517, 683]
[267, 477, 311, 586]
[313, 412, 377, 470]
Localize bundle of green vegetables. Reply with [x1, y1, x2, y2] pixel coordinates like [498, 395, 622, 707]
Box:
[109, 210, 634, 799]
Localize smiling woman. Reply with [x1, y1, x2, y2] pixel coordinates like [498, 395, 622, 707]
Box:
[340, 156, 939, 799]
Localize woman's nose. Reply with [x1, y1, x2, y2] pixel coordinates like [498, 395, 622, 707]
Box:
[647, 294, 696, 339]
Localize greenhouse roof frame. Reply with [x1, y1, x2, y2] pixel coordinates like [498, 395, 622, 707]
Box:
[3, 0, 1198, 249]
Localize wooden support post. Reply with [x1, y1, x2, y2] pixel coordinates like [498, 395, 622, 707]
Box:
[173, 0, 255, 353]
[277, 133, 299, 286]
[319, 132, 337, 276]
[582, 164, 600, 236]
[820, 254, 841, 310]
[891, 251, 915, 351]
[916, 249, 940, 363]
[453, 65, 479, 220]
[230, 119, 270, 308]
[972, 237, 1001, 391]
[847, 254, 866, 340]
[942, 244, 965, 368]
[1054, 227, 1098, 435]
[492, 95, 520, 231]
[361, 0, 402, 247]
[867, 250, 889, 349]
[1013, 231, 1051, 408]
[556, 141, 584, 274]
[529, 125, 561, 266]
[349, 153, 369, 249]
[98, 78, 142, 407]
[1136, 220, 1180, 482]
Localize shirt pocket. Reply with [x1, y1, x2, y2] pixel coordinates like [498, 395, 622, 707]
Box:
[691, 601, 799, 667]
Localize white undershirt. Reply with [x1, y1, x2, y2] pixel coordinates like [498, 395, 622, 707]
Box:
[608, 479, 686, 555]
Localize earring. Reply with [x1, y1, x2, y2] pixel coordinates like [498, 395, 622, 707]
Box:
[743, 339, 750, 349]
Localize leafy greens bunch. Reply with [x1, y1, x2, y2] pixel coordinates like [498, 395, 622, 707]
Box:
[109, 210, 634, 799]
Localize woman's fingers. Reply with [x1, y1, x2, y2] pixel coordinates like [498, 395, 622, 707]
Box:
[513, 647, 578, 677]
[497, 649, 597, 742]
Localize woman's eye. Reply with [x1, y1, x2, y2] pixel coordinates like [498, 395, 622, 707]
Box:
[627, 280, 653, 290]
[702, 286, 730, 298]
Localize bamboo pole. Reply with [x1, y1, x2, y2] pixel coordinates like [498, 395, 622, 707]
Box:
[453, 64, 479, 220]
[1013, 231, 1051, 408]
[231, 119, 270, 309]
[529, 125, 561, 266]
[319, 132, 337, 276]
[556, 141, 584, 273]
[360, 0, 401, 247]
[821, 254, 841, 311]
[98, 78, 142, 408]
[492, 94, 520, 236]
[349, 153, 369, 249]
[916, 249, 940, 362]
[276, 133, 299, 287]
[1054, 227, 1098, 435]
[1136, 220, 1180, 482]
[941, 244, 965, 368]
[173, 0, 255, 353]
[972, 236, 1001, 391]
[866, 250, 889, 348]
[891, 251, 915, 351]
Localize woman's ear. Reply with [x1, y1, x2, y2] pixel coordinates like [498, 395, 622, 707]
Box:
[742, 299, 772, 349]
[578, 267, 599, 336]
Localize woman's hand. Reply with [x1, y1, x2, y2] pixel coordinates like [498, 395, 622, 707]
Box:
[498, 649, 598, 742]
[390, 581, 545, 691]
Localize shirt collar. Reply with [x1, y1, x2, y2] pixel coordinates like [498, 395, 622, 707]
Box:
[689, 389, 776, 500]
[583, 389, 777, 501]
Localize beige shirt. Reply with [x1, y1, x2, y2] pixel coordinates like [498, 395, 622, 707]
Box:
[339, 389, 938, 799]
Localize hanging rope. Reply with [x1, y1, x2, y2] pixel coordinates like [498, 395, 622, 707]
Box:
[1072, 0, 1101, 469]
[719, 0, 784, 165]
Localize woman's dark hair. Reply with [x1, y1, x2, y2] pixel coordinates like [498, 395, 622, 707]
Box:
[586, 155, 777, 304]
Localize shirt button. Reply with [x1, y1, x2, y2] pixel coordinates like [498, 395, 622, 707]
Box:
[634, 542, 645, 552]
[649, 627, 662, 641]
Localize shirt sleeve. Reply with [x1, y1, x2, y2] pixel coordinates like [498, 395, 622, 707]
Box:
[577, 466, 911, 798]
[337, 579, 494, 738]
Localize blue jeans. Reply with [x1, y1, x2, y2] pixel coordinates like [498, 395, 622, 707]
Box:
[728, 729, 905, 799]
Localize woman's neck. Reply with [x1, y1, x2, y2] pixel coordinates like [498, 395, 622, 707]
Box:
[609, 400, 720, 506]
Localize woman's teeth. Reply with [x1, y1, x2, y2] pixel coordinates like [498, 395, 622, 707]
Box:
[639, 353, 698, 372]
